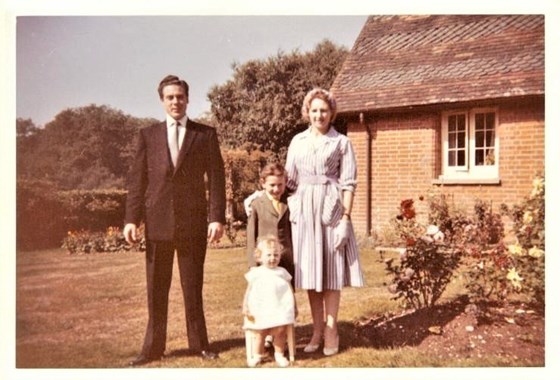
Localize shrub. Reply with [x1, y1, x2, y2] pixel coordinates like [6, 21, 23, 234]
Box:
[385, 192, 512, 310]
[461, 200, 509, 305]
[58, 189, 127, 231]
[461, 175, 544, 309]
[385, 197, 463, 310]
[62, 225, 145, 254]
[463, 242, 512, 305]
[17, 179, 130, 250]
[501, 174, 545, 307]
[17, 179, 67, 250]
[223, 148, 269, 223]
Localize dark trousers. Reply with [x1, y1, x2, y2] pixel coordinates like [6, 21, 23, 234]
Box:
[141, 239, 209, 357]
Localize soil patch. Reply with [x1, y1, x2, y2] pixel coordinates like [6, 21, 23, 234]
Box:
[352, 296, 544, 365]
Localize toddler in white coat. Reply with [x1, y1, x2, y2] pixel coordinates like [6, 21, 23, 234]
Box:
[242, 236, 296, 367]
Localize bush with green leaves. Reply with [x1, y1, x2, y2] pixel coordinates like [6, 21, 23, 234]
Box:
[461, 200, 510, 305]
[17, 179, 67, 250]
[501, 174, 545, 307]
[385, 197, 463, 309]
[17, 179, 130, 250]
[385, 192, 512, 310]
[453, 175, 543, 309]
[463, 239, 512, 305]
[62, 226, 145, 254]
[58, 189, 128, 231]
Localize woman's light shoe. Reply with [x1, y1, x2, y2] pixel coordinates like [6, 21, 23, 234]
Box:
[303, 333, 323, 353]
[274, 352, 290, 367]
[323, 335, 339, 356]
[303, 343, 320, 353]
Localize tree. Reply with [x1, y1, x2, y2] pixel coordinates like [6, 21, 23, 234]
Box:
[208, 39, 348, 158]
[17, 105, 158, 190]
[17, 118, 42, 178]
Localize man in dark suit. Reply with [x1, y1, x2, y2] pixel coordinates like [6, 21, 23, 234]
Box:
[124, 74, 226, 366]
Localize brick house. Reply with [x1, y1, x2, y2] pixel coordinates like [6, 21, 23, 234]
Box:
[330, 15, 544, 238]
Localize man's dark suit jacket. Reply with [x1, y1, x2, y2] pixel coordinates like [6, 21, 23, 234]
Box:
[125, 119, 226, 241]
[246, 193, 294, 281]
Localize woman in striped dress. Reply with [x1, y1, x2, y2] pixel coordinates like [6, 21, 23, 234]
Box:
[285, 88, 364, 356]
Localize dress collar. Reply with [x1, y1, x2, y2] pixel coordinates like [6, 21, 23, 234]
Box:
[303, 125, 338, 139]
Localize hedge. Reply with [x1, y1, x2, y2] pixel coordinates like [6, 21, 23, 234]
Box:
[17, 179, 127, 250]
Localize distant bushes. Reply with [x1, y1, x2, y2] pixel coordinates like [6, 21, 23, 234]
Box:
[17, 179, 67, 250]
[62, 226, 145, 254]
[17, 148, 297, 252]
[17, 179, 127, 250]
[58, 188, 127, 231]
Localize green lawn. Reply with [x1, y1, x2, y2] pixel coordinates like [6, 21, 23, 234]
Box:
[14, 246, 516, 369]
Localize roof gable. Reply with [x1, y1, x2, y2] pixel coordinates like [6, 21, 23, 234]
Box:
[331, 15, 544, 114]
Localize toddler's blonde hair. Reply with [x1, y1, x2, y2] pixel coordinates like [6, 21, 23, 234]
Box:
[254, 235, 284, 263]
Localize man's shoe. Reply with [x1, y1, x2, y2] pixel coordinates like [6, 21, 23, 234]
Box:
[128, 354, 162, 366]
[200, 350, 218, 360]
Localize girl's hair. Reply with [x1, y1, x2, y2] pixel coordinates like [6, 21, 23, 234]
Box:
[259, 162, 287, 181]
[301, 88, 337, 123]
[254, 235, 283, 262]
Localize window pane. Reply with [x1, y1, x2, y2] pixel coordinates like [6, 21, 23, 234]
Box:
[486, 130, 495, 147]
[475, 149, 484, 165]
[475, 113, 484, 130]
[458, 115, 466, 131]
[475, 131, 484, 147]
[458, 132, 466, 148]
[485, 149, 495, 165]
[458, 150, 465, 166]
[449, 132, 456, 148]
[448, 115, 456, 132]
[448, 151, 456, 166]
[486, 113, 495, 129]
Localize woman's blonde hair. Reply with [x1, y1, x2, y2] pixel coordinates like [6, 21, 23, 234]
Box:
[301, 88, 337, 123]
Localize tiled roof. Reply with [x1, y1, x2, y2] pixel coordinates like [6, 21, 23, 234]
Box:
[331, 15, 544, 114]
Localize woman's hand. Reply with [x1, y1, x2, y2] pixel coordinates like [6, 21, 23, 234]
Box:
[334, 219, 351, 250]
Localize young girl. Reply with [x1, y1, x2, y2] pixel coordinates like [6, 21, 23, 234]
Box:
[242, 236, 296, 367]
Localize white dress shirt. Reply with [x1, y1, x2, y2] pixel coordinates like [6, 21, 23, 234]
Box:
[166, 114, 187, 150]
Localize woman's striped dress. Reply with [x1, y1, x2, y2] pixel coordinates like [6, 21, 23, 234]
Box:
[285, 126, 365, 292]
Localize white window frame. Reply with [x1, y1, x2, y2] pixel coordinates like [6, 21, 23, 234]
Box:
[440, 107, 499, 182]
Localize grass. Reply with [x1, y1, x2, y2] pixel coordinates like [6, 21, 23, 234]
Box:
[14, 245, 521, 369]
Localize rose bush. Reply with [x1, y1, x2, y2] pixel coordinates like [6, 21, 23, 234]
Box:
[385, 196, 464, 310]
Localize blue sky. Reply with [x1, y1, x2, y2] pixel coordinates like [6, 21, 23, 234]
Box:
[16, 15, 368, 126]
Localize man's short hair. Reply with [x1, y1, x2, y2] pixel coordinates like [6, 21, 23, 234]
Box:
[157, 75, 189, 99]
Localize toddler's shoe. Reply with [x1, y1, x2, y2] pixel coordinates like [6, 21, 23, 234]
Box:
[274, 352, 290, 367]
[264, 335, 274, 348]
[247, 354, 263, 368]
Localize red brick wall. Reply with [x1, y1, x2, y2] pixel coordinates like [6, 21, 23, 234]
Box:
[347, 99, 544, 241]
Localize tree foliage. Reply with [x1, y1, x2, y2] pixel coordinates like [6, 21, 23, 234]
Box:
[208, 39, 348, 157]
[17, 105, 158, 190]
